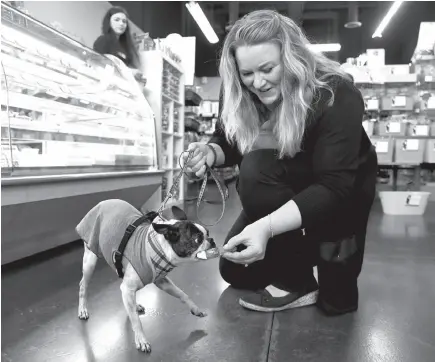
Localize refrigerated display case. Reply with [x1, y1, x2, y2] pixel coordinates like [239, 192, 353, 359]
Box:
[1, 3, 164, 264]
[1, 3, 158, 176]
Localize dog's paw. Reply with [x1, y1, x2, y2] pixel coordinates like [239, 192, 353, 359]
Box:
[190, 306, 207, 318]
[135, 333, 151, 353]
[136, 304, 145, 315]
[78, 305, 89, 320]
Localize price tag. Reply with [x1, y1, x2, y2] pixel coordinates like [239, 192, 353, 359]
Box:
[413, 125, 429, 136]
[406, 194, 421, 207]
[366, 99, 379, 110]
[375, 141, 389, 153]
[392, 96, 407, 107]
[387, 122, 401, 133]
[427, 97, 435, 109]
[425, 75, 433, 82]
[403, 139, 419, 151]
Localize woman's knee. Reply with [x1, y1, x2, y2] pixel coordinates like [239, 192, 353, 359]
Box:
[219, 256, 271, 290]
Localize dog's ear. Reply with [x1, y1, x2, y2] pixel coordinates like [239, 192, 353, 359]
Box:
[171, 206, 187, 221]
[152, 223, 180, 243]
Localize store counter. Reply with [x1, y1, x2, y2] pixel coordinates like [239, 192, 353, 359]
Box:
[1, 3, 163, 264]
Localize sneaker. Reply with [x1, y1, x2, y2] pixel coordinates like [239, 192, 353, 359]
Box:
[239, 283, 319, 312]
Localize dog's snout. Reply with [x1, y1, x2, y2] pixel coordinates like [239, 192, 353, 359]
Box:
[208, 238, 216, 248]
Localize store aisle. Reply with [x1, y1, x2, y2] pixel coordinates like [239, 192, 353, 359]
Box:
[2, 183, 435, 362]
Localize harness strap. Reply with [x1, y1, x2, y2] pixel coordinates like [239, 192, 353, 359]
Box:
[112, 212, 157, 278]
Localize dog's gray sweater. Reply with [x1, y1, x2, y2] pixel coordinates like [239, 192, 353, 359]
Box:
[76, 199, 152, 284]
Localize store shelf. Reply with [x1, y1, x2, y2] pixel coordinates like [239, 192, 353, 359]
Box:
[162, 92, 183, 107]
[140, 50, 186, 205]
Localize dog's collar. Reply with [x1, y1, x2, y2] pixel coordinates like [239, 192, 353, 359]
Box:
[145, 229, 176, 282]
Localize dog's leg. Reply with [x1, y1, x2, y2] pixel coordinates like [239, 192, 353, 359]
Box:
[78, 244, 98, 320]
[154, 276, 207, 317]
[120, 264, 151, 353]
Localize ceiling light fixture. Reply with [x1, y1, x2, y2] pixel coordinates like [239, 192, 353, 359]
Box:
[308, 43, 342, 53]
[185, 1, 219, 44]
[344, 3, 362, 29]
[372, 1, 404, 38]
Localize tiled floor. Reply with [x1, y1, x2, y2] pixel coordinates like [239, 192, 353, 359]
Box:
[2, 183, 435, 361]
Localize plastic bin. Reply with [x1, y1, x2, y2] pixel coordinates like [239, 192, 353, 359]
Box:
[371, 137, 394, 164]
[394, 138, 425, 164]
[421, 183, 435, 202]
[377, 121, 407, 136]
[424, 139, 435, 163]
[379, 191, 431, 215]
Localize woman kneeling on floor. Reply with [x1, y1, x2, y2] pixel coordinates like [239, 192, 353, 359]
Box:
[184, 9, 378, 315]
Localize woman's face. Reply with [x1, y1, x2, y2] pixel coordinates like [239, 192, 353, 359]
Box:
[235, 42, 283, 107]
[110, 12, 127, 36]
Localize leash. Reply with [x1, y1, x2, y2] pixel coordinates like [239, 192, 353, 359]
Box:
[157, 150, 229, 227]
[112, 151, 228, 278]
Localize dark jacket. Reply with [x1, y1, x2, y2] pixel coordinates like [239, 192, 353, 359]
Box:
[93, 34, 133, 67]
[209, 77, 378, 242]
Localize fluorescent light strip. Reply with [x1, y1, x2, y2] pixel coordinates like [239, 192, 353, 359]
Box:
[185, 1, 219, 44]
[308, 43, 341, 53]
[372, 1, 404, 38]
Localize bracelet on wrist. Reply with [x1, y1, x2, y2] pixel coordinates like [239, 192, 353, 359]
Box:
[206, 144, 217, 168]
[268, 214, 274, 239]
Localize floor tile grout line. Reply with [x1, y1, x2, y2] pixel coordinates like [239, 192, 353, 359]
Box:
[265, 312, 275, 362]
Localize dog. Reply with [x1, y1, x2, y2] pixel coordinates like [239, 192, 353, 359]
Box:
[76, 199, 216, 353]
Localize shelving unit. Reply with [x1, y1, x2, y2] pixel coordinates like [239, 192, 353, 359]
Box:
[140, 50, 185, 206]
[347, 60, 435, 193]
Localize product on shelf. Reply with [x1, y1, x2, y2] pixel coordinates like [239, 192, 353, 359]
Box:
[162, 104, 170, 131]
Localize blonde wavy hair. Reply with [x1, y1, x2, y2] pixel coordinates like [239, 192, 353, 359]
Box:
[219, 10, 351, 158]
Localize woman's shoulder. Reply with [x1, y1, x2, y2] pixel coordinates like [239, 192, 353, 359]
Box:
[94, 34, 110, 46]
[311, 75, 363, 117]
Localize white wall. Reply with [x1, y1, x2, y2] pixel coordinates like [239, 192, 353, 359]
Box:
[23, 1, 144, 49]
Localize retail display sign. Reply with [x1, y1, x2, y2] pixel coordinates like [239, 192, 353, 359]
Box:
[413, 125, 429, 136]
[375, 141, 389, 153]
[392, 96, 407, 107]
[366, 98, 379, 110]
[406, 194, 422, 207]
[387, 122, 401, 133]
[402, 139, 420, 151]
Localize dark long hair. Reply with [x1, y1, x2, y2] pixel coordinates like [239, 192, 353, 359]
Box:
[101, 6, 140, 68]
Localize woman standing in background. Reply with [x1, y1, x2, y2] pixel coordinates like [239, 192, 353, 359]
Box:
[93, 6, 142, 79]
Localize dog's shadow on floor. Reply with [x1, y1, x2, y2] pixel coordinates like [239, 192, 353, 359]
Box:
[175, 329, 208, 350]
[79, 322, 97, 362]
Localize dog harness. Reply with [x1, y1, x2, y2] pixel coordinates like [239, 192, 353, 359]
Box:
[112, 212, 158, 279]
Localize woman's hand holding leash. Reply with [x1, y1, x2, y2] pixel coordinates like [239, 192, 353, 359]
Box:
[183, 143, 215, 178]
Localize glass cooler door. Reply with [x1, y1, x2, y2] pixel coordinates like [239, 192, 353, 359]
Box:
[1, 2, 158, 178]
